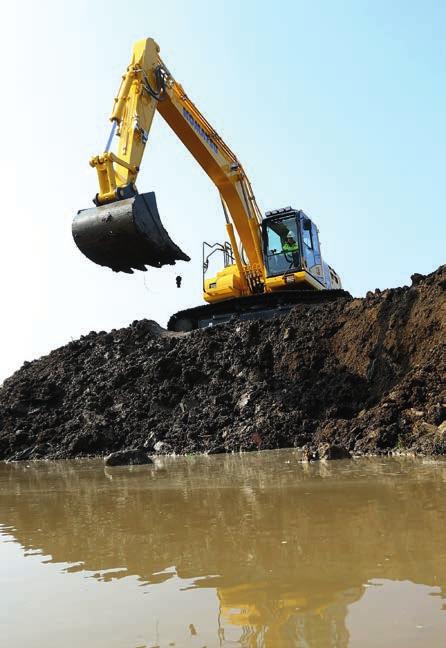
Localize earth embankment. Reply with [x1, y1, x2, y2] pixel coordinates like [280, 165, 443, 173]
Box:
[0, 266, 444, 461]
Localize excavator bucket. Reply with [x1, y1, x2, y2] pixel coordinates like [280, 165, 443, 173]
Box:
[72, 191, 190, 273]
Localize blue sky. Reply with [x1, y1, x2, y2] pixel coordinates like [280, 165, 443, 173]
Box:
[0, 0, 444, 380]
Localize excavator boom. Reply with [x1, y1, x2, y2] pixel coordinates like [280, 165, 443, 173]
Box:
[73, 37, 262, 283]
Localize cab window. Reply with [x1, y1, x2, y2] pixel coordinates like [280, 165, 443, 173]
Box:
[302, 227, 313, 250]
[301, 219, 316, 268]
[264, 215, 301, 276]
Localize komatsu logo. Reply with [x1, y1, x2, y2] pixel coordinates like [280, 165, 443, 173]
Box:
[182, 107, 218, 155]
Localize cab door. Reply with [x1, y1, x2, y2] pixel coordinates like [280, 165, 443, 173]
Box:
[301, 218, 325, 285]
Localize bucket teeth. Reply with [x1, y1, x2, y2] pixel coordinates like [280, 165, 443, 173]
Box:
[72, 191, 190, 273]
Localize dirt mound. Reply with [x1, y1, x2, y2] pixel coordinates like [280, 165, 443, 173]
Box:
[0, 268, 445, 461]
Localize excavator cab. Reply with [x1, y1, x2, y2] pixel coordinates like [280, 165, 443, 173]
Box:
[262, 208, 331, 287]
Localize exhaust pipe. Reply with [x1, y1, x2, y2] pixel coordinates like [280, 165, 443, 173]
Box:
[72, 192, 190, 273]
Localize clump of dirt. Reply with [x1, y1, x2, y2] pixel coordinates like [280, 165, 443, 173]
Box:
[0, 267, 445, 461]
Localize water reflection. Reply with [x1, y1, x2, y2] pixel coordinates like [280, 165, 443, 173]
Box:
[1, 453, 446, 646]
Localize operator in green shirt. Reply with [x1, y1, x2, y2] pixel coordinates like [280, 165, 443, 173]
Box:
[282, 231, 299, 253]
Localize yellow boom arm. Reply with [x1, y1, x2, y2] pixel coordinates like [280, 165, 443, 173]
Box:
[90, 38, 264, 285]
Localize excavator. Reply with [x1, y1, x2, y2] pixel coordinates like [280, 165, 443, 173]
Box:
[72, 38, 345, 331]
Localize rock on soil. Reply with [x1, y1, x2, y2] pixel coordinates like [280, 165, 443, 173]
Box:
[0, 267, 445, 461]
[317, 443, 351, 460]
[104, 449, 153, 467]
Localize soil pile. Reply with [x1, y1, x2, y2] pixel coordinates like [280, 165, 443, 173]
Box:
[0, 267, 445, 461]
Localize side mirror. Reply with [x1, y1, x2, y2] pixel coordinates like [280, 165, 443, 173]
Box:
[303, 218, 312, 231]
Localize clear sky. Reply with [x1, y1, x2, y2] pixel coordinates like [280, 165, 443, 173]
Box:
[0, 0, 444, 381]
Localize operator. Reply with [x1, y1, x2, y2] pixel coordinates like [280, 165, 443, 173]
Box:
[282, 231, 299, 253]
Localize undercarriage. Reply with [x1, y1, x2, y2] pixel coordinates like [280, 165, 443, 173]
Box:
[168, 289, 351, 332]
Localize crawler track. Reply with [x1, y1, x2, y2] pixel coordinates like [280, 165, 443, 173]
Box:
[168, 289, 351, 331]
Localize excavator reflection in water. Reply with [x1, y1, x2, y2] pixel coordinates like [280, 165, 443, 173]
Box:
[72, 38, 344, 331]
[2, 455, 446, 646]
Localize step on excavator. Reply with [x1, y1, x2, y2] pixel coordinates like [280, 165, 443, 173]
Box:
[72, 38, 347, 331]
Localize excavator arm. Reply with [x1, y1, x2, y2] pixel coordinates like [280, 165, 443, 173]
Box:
[73, 38, 264, 289]
[89, 38, 160, 203]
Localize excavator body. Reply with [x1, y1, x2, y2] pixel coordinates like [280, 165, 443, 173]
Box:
[203, 207, 341, 303]
[170, 208, 345, 331]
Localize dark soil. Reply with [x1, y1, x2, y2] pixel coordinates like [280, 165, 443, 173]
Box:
[1, 267, 445, 461]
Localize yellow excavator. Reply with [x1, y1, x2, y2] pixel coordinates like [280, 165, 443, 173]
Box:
[72, 38, 345, 331]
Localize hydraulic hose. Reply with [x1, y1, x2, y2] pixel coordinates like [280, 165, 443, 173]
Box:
[142, 66, 166, 101]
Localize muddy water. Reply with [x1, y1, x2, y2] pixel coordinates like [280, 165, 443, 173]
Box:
[1, 453, 446, 647]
